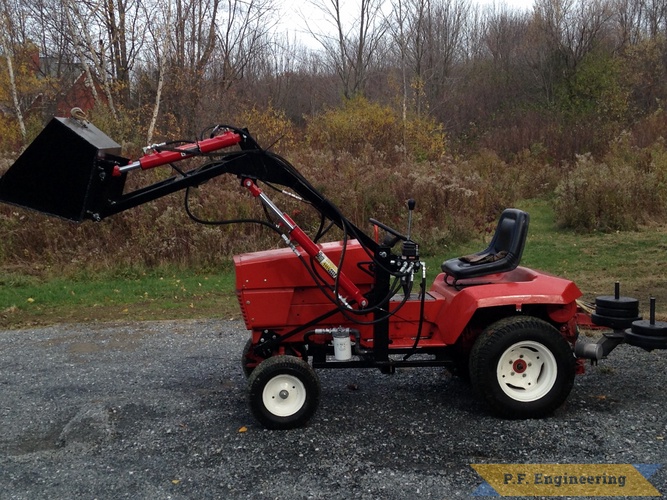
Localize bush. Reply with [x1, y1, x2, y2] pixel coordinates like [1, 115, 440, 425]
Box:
[554, 134, 667, 231]
[305, 96, 446, 162]
[306, 96, 397, 156]
[233, 104, 296, 152]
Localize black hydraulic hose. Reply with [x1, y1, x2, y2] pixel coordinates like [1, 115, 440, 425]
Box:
[181, 139, 421, 326]
[183, 186, 282, 233]
[403, 269, 427, 361]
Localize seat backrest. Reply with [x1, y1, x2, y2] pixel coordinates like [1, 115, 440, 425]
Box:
[490, 208, 529, 261]
[440, 208, 530, 281]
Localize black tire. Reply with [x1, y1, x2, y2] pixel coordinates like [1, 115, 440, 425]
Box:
[469, 316, 576, 419]
[248, 356, 321, 430]
[241, 338, 259, 378]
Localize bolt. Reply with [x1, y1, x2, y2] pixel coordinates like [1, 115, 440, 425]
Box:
[279, 390, 289, 399]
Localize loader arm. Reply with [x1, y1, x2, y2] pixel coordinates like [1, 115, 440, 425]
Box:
[104, 147, 379, 252]
[0, 117, 410, 346]
[0, 118, 378, 252]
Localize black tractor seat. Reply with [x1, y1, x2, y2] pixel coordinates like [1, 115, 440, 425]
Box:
[441, 208, 530, 285]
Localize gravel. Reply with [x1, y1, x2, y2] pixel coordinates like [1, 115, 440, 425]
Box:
[1, 319, 666, 499]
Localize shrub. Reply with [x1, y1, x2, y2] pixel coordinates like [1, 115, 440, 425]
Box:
[233, 104, 296, 152]
[306, 96, 397, 156]
[305, 96, 446, 162]
[403, 114, 447, 162]
[554, 135, 667, 231]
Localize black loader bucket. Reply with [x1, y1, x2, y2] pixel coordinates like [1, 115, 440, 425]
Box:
[0, 117, 128, 222]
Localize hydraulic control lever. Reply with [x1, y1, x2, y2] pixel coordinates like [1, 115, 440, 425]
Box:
[405, 199, 416, 239]
[369, 199, 419, 261]
[368, 217, 407, 247]
[402, 199, 419, 262]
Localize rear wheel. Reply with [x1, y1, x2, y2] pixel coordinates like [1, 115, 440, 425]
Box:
[248, 356, 321, 429]
[469, 316, 575, 418]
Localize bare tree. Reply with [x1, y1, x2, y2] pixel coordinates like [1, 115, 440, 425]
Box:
[419, 0, 471, 115]
[614, 0, 646, 46]
[484, 5, 530, 70]
[160, 0, 276, 132]
[216, 0, 277, 90]
[0, 0, 27, 144]
[62, 0, 116, 118]
[306, 0, 388, 98]
[534, 0, 614, 72]
[143, 0, 173, 145]
[642, 0, 667, 37]
[389, 0, 429, 116]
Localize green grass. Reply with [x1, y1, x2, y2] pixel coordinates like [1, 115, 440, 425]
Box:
[0, 269, 239, 329]
[3, 199, 667, 329]
[519, 199, 667, 303]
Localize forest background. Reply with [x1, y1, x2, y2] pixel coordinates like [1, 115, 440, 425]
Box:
[2, 0, 667, 279]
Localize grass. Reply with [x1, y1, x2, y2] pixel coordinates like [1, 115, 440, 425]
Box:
[518, 199, 667, 310]
[0, 269, 240, 329]
[3, 199, 667, 329]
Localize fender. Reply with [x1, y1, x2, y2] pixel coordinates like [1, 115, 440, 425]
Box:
[430, 267, 582, 344]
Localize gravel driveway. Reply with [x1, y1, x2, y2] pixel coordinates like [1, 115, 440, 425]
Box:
[1, 319, 666, 499]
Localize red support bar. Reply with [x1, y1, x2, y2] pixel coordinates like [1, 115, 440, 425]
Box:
[139, 131, 242, 170]
[113, 131, 242, 176]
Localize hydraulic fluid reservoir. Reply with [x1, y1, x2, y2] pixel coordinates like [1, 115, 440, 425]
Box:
[332, 328, 352, 361]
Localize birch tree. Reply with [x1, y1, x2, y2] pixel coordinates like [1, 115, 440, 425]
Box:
[143, 0, 173, 144]
[0, 0, 27, 144]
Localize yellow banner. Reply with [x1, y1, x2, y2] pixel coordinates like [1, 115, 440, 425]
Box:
[471, 464, 661, 497]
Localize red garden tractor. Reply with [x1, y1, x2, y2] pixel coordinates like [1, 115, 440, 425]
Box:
[2, 116, 665, 429]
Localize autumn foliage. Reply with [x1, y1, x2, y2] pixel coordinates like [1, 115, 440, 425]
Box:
[4, 0, 667, 276]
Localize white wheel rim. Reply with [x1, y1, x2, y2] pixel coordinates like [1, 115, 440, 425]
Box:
[496, 341, 558, 402]
[262, 374, 307, 417]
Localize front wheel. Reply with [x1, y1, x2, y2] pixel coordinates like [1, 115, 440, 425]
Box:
[469, 316, 575, 419]
[248, 356, 321, 430]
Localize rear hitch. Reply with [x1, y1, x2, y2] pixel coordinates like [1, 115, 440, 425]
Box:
[575, 331, 625, 362]
[577, 285, 667, 362]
